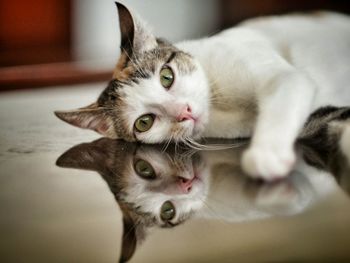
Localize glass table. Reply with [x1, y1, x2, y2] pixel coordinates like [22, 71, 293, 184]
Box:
[1, 83, 349, 263]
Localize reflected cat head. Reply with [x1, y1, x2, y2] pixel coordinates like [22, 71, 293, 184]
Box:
[56, 139, 209, 225]
[56, 138, 210, 262]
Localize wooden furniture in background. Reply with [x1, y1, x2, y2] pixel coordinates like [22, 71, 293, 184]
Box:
[0, 63, 112, 90]
[220, 0, 350, 28]
[0, 0, 71, 66]
[1, 0, 350, 90]
[0, 0, 113, 90]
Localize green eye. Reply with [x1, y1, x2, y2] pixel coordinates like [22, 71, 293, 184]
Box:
[134, 159, 156, 179]
[160, 201, 176, 221]
[134, 114, 154, 132]
[160, 67, 174, 89]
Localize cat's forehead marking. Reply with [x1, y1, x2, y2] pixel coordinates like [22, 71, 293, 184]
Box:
[172, 51, 196, 74]
[112, 42, 196, 80]
[101, 40, 198, 141]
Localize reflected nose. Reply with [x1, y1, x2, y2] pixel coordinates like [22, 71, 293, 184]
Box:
[176, 105, 192, 122]
[178, 177, 192, 193]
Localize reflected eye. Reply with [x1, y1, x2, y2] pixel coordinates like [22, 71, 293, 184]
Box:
[134, 114, 154, 132]
[160, 201, 176, 221]
[134, 159, 156, 179]
[160, 66, 174, 89]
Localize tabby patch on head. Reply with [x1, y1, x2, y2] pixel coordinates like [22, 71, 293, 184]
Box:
[55, 2, 210, 143]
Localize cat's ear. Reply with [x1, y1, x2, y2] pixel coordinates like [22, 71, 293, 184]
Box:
[54, 103, 117, 138]
[56, 138, 134, 177]
[119, 206, 148, 263]
[119, 211, 137, 263]
[56, 138, 114, 172]
[115, 2, 157, 58]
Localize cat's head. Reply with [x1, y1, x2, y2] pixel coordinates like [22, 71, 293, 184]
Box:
[56, 138, 210, 262]
[55, 2, 210, 143]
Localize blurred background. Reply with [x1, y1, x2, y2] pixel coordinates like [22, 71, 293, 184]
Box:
[1, 0, 349, 90]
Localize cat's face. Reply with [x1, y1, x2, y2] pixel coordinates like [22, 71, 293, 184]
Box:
[56, 138, 210, 227]
[55, 3, 210, 143]
[120, 145, 210, 227]
[56, 138, 210, 262]
[113, 50, 209, 143]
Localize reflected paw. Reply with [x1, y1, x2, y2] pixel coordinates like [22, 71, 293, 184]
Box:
[256, 180, 297, 207]
[242, 145, 296, 181]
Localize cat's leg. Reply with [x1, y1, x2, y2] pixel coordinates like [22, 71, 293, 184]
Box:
[242, 71, 316, 180]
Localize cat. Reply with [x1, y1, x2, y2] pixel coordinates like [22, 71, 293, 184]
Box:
[56, 106, 350, 262]
[55, 2, 350, 180]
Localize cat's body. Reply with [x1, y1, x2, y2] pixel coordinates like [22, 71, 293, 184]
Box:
[178, 12, 350, 138]
[178, 12, 350, 179]
[55, 3, 350, 180]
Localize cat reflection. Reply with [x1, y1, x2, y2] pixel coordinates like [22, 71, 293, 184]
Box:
[56, 137, 344, 262]
[57, 140, 206, 261]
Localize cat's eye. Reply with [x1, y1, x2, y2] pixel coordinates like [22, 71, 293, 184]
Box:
[134, 114, 154, 132]
[160, 201, 176, 221]
[134, 159, 156, 179]
[160, 66, 174, 89]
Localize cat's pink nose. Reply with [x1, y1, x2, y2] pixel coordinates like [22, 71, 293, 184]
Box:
[178, 177, 192, 193]
[176, 105, 193, 122]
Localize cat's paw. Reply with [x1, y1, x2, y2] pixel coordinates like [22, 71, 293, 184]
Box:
[242, 145, 296, 181]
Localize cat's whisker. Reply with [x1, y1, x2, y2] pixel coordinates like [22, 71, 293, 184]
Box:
[182, 138, 202, 151]
[172, 129, 183, 155]
[182, 147, 197, 160]
[121, 47, 149, 78]
[207, 99, 235, 106]
[132, 54, 149, 78]
[209, 95, 253, 106]
[176, 138, 198, 161]
[162, 133, 174, 153]
[184, 138, 247, 151]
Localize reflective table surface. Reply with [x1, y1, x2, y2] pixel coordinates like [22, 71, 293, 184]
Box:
[1, 83, 350, 263]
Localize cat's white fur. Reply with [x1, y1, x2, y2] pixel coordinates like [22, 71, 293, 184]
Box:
[122, 59, 209, 143]
[174, 12, 350, 180]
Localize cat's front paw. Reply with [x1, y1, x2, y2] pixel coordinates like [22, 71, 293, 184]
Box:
[242, 145, 296, 181]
